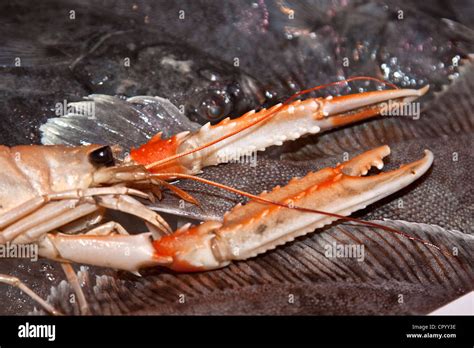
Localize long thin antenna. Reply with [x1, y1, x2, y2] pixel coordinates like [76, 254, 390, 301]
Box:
[152, 173, 451, 257]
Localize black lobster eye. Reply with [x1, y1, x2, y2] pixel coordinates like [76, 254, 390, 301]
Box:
[89, 146, 115, 167]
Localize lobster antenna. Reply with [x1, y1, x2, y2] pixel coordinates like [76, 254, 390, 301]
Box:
[145, 76, 397, 170]
[152, 172, 451, 257]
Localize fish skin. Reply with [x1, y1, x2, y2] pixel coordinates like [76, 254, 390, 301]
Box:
[0, 66, 87, 146]
[1, 0, 473, 146]
[69, 32, 264, 124]
[31, 220, 474, 315]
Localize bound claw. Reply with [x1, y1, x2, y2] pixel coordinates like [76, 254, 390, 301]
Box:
[130, 85, 429, 175]
[39, 146, 433, 273]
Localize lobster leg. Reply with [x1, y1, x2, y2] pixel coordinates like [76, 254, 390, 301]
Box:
[60, 262, 90, 315]
[131, 87, 429, 174]
[36, 146, 433, 273]
[1, 200, 93, 243]
[1, 190, 170, 244]
[84, 221, 129, 235]
[94, 195, 172, 234]
[0, 273, 61, 315]
[38, 232, 168, 271]
[0, 186, 148, 230]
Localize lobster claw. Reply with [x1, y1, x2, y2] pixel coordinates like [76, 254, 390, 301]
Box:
[316, 85, 429, 129]
[151, 146, 434, 271]
[131, 86, 429, 175]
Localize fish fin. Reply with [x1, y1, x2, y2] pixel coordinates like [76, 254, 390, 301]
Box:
[0, 41, 69, 67]
[40, 95, 200, 151]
